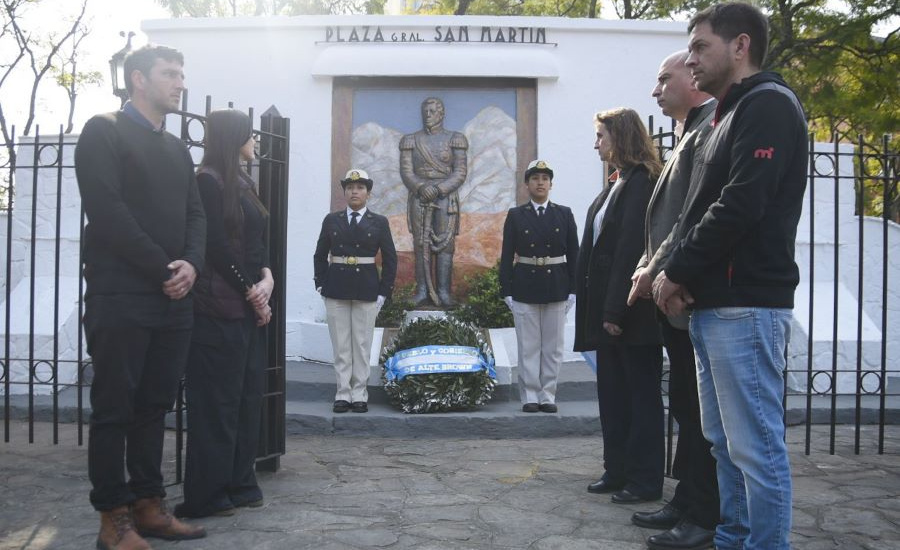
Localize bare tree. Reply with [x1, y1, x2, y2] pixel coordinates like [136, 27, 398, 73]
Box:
[53, 22, 102, 134]
[7, 0, 89, 136]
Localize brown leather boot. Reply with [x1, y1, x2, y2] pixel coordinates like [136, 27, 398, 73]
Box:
[96, 506, 152, 550]
[132, 497, 206, 541]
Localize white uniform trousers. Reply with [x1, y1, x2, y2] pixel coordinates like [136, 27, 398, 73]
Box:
[324, 298, 378, 403]
[511, 300, 566, 405]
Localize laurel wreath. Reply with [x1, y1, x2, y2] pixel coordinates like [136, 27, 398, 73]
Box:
[379, 317, 496, 414]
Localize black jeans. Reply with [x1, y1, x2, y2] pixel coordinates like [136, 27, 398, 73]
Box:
[595, 343, 664, 498]
[663, 319, 720, 530]
[85, 294, 193, 511]
[182, 314, 265, 515]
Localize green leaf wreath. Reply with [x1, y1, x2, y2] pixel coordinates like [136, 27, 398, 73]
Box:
[379, 317, 496, 414]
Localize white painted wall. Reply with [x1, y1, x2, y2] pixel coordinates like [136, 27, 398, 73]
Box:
[141, 15, 690, 359]
[2, 16, 893, 396]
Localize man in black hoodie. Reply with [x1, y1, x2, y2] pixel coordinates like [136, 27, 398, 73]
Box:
[653, 3, 807, 549]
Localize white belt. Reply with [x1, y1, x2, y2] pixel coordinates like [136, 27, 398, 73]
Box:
[516, 255, 566, 266]
[330, 255, 376, 265]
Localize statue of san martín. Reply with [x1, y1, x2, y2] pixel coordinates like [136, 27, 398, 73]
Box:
[399, 97, 469, 307]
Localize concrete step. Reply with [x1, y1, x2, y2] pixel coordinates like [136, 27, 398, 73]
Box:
[6, 365, 898, 439]
[285, 359, 601, 404]
[285, 397, 602, 437]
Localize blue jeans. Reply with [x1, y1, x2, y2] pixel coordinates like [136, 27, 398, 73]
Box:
[690, 307, 792, 550]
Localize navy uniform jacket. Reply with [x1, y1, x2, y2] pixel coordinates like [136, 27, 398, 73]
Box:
[313, 210, 397, 301]
[499, 202, 579, 304]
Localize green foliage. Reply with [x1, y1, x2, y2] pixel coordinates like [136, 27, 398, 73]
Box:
[380, 317, 496, 413]
[451, 264, 514, 328]
[375, 284, 415, 328]
[613, 0, 899, 220]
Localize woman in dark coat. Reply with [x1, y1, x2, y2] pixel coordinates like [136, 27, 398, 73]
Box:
[574, 107, 665, 504]
[177, 109, 273, 518]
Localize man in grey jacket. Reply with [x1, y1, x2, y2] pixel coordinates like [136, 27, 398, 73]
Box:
[628, 50, 718, 550]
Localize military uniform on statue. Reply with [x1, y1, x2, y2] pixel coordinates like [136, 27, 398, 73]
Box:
[313, 169, 397, 414]
[399, 97, 469, 307]
[499, 160, 578, 413]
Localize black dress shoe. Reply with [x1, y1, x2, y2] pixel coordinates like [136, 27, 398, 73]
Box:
[333, 400, 351, 413]
[632, 503, 683, 529]
[522, 403, 540, 413]
[173, 502, 235, 519]
[351, 401, 368, 413]
[538, 403, 558, 413]
[647, 520, 715, 550]
[611, 488, 662, 504]
[587, 478, 625, 494]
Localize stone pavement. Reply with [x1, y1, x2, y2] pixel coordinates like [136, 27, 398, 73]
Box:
[1, 422, 898, 550]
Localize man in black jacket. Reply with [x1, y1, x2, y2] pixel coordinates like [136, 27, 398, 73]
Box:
[499, 160, 578, 413]
[654, 3, 808, 549]
[628, 50, 719, 550]
[75, 45, 207, 549]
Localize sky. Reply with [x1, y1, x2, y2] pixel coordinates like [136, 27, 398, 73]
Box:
[2, 0, 167, 137]
[4, 0, 896, 138]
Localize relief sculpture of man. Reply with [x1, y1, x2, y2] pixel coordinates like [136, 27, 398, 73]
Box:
[399, 97, 469, 307]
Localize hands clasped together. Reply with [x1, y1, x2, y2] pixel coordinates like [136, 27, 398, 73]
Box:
[246, 273, 274, 326]
[627, 267, 694, 318]
[164, 261, 274, 326]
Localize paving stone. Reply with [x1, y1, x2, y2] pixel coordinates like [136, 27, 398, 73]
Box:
[0, 422, 899, 550]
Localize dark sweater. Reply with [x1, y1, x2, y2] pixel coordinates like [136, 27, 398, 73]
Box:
[75, 111, 206, 297]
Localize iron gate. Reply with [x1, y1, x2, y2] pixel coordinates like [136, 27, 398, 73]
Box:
[650, 114, 899, 457]
[1, 92, 289, 481]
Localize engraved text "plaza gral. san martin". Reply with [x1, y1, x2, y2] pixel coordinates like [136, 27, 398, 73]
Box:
[324, 26, 548, 44]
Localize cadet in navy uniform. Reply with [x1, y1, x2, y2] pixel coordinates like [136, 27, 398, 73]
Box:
[314, 169, 397, 414]
[499, 160, 578, 413]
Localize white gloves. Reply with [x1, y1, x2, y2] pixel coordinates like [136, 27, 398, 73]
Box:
[376, 295, 386, 311]
[504, 296, 514, 310]
[565, 294, 576, 314]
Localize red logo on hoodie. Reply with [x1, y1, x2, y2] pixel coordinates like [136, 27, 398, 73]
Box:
[754, 147, 775, 159]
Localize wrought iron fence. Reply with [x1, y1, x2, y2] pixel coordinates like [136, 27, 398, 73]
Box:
[649, 113, 898, 456]
[1, 92, 289, 481]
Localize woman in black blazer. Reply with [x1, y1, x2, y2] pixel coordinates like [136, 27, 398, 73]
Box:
[574, 108, 665, 504]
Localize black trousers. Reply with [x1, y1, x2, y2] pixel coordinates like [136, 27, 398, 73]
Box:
[595, 343, 664, 498]
[663, 319, 720, 530]
[182, 314, 265, 515]
[85, 294, 193, 511]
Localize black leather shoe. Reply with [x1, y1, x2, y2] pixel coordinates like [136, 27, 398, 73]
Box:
[587, 478, 625, 494]
[333, 400, 351, 413]
[647, 520, 715, 550]
[351, 401, 368, 413]
[611, 488, 661, 504]
[632, 503, 683, 529]
[522, 403, 540, 413]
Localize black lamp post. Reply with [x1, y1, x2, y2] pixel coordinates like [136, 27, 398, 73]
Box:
[109, 31, 135, 107]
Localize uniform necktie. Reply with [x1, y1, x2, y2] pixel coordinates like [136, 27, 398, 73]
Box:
[537, 206, 545, 217]
[350, 211, 359, 230]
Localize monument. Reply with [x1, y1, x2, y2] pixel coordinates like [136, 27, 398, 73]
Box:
[399, 97, 469, 307]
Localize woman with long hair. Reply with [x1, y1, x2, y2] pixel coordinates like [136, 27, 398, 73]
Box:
[574, 108, 666, 504]
[176, 109, 273, 518]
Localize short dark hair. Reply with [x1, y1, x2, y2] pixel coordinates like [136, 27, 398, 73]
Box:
[688, 2, 769, 69]
[123, 44, 184, 96]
